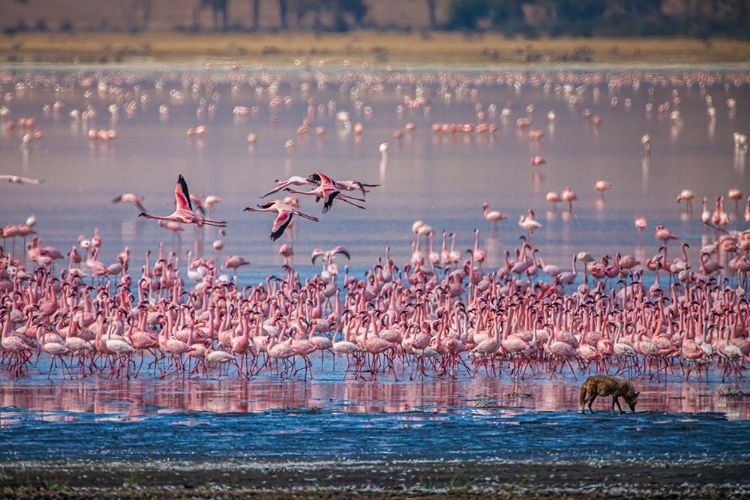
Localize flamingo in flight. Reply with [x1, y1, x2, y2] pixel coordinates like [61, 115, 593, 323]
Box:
[283, 172, 366, 213]
[138, 175, 226, 227]
[112, 193, 147, 212]
[259, 175, 316, 198]
[312, 245, 351, 265]
[332, 179, 380, 198]
[244, 199, 319, 241]
[0, 175, 42, 185]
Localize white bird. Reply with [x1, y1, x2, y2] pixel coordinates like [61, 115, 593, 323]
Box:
[519, 210, 542, 236]
[0, 175, 42, 185]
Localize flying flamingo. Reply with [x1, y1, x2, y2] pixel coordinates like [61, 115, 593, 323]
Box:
[244, 199, 319, 240]
[0, 175, 42, 185]
[283, 172, 366, 213]
[112, 193, 147, 212]
[259, 175, 315, 198]
[138, 175, 226, 227]
[334, 179, 380, 198]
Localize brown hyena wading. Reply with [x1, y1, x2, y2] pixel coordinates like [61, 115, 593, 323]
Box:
[579, 375, 639, 414]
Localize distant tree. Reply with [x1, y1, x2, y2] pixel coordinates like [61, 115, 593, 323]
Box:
[295, 0, 321, 29]
[333, 0, 367, 30]
[250, 0, 260, 29]
[194, 0, 228, 30]
[553, 0, 606, 23]
[279, 0, 289, 28]
[139, 0, 154, 29]
[446, 0, 490, 29]
[120, 0, 153, 31]
[427, 0, 438, 28]
[488, 0, 525, 26]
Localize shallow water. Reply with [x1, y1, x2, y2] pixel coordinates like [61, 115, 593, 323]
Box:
[1, 65, 750, 466]
[1, 66, 748, 280]
[2, 375, 750, 463]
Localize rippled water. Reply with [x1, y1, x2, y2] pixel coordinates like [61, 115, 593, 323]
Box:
[1, 65, 749, 466]
[2, 376, 750, 463]
[1, 65, 748, 278]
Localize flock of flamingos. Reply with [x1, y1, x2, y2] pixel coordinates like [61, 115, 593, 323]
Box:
[1, 68, 750, 384]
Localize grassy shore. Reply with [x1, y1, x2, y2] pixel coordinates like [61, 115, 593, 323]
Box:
[2, 31, 750, 67]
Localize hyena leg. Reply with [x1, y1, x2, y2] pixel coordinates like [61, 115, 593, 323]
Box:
[612, 396, 623, 414]
[587, 394, 597, 413]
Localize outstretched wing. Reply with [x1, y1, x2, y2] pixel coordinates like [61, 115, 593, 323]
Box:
[175, 175, 192, 211]
[331, 245, 351, 260]
[321, 188, 341, 213]
[270, 210, 293, 241]
[308, 172, 335, 186]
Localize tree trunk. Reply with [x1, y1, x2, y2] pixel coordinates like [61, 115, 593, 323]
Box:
[279, 0, 288, 29]
[251, 0, 260, 29]
[426, 0, 437, 29]
[139, 0, 153, 29]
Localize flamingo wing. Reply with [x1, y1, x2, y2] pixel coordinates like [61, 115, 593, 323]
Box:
[321, 187, 341, 213]
[309, 172, 335, 186]
[331, 245, 351, 260]
[175, 175, 193, 211]
[270, 210, 294, 241]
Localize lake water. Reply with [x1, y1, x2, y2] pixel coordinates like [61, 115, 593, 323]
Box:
[1, 64, 749, 468]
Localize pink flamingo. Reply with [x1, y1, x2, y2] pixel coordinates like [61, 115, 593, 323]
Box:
[283, 172, 366, 213]
[244, 199, 319, 240]
[482, 202, 507, 235]
[139, 175, 226, 227]
[259, 175, 316, 198]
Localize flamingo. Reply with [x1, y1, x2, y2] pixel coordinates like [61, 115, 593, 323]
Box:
[259, 175, 315, 198]
[333, 179, 380, 198]
[655, 225, 678, 258]
[0, 175, 42, 185]
[546, 191, 561, 212]
[225, 255, 250, 274]
[518, 209, 542, 238]
[482, 202, 507, 235]
[561, 186, 578, 212]
[594, 180, 611, 199]
[139, 175, 226, 227]
[283, 172, 366, 213]
[701, 197, 711, 224]
[676, 189, 696, 213]
[112, 193, 147, 212]
[244, 199, 319, 240]
[727, 188, 742, 213]
[212, 229, 225, 255]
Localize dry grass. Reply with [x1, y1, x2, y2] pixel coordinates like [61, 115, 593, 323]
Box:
[2, 31, 750, 66]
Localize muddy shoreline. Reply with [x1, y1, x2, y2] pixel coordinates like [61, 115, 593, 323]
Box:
[2, 459, 749, 499]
